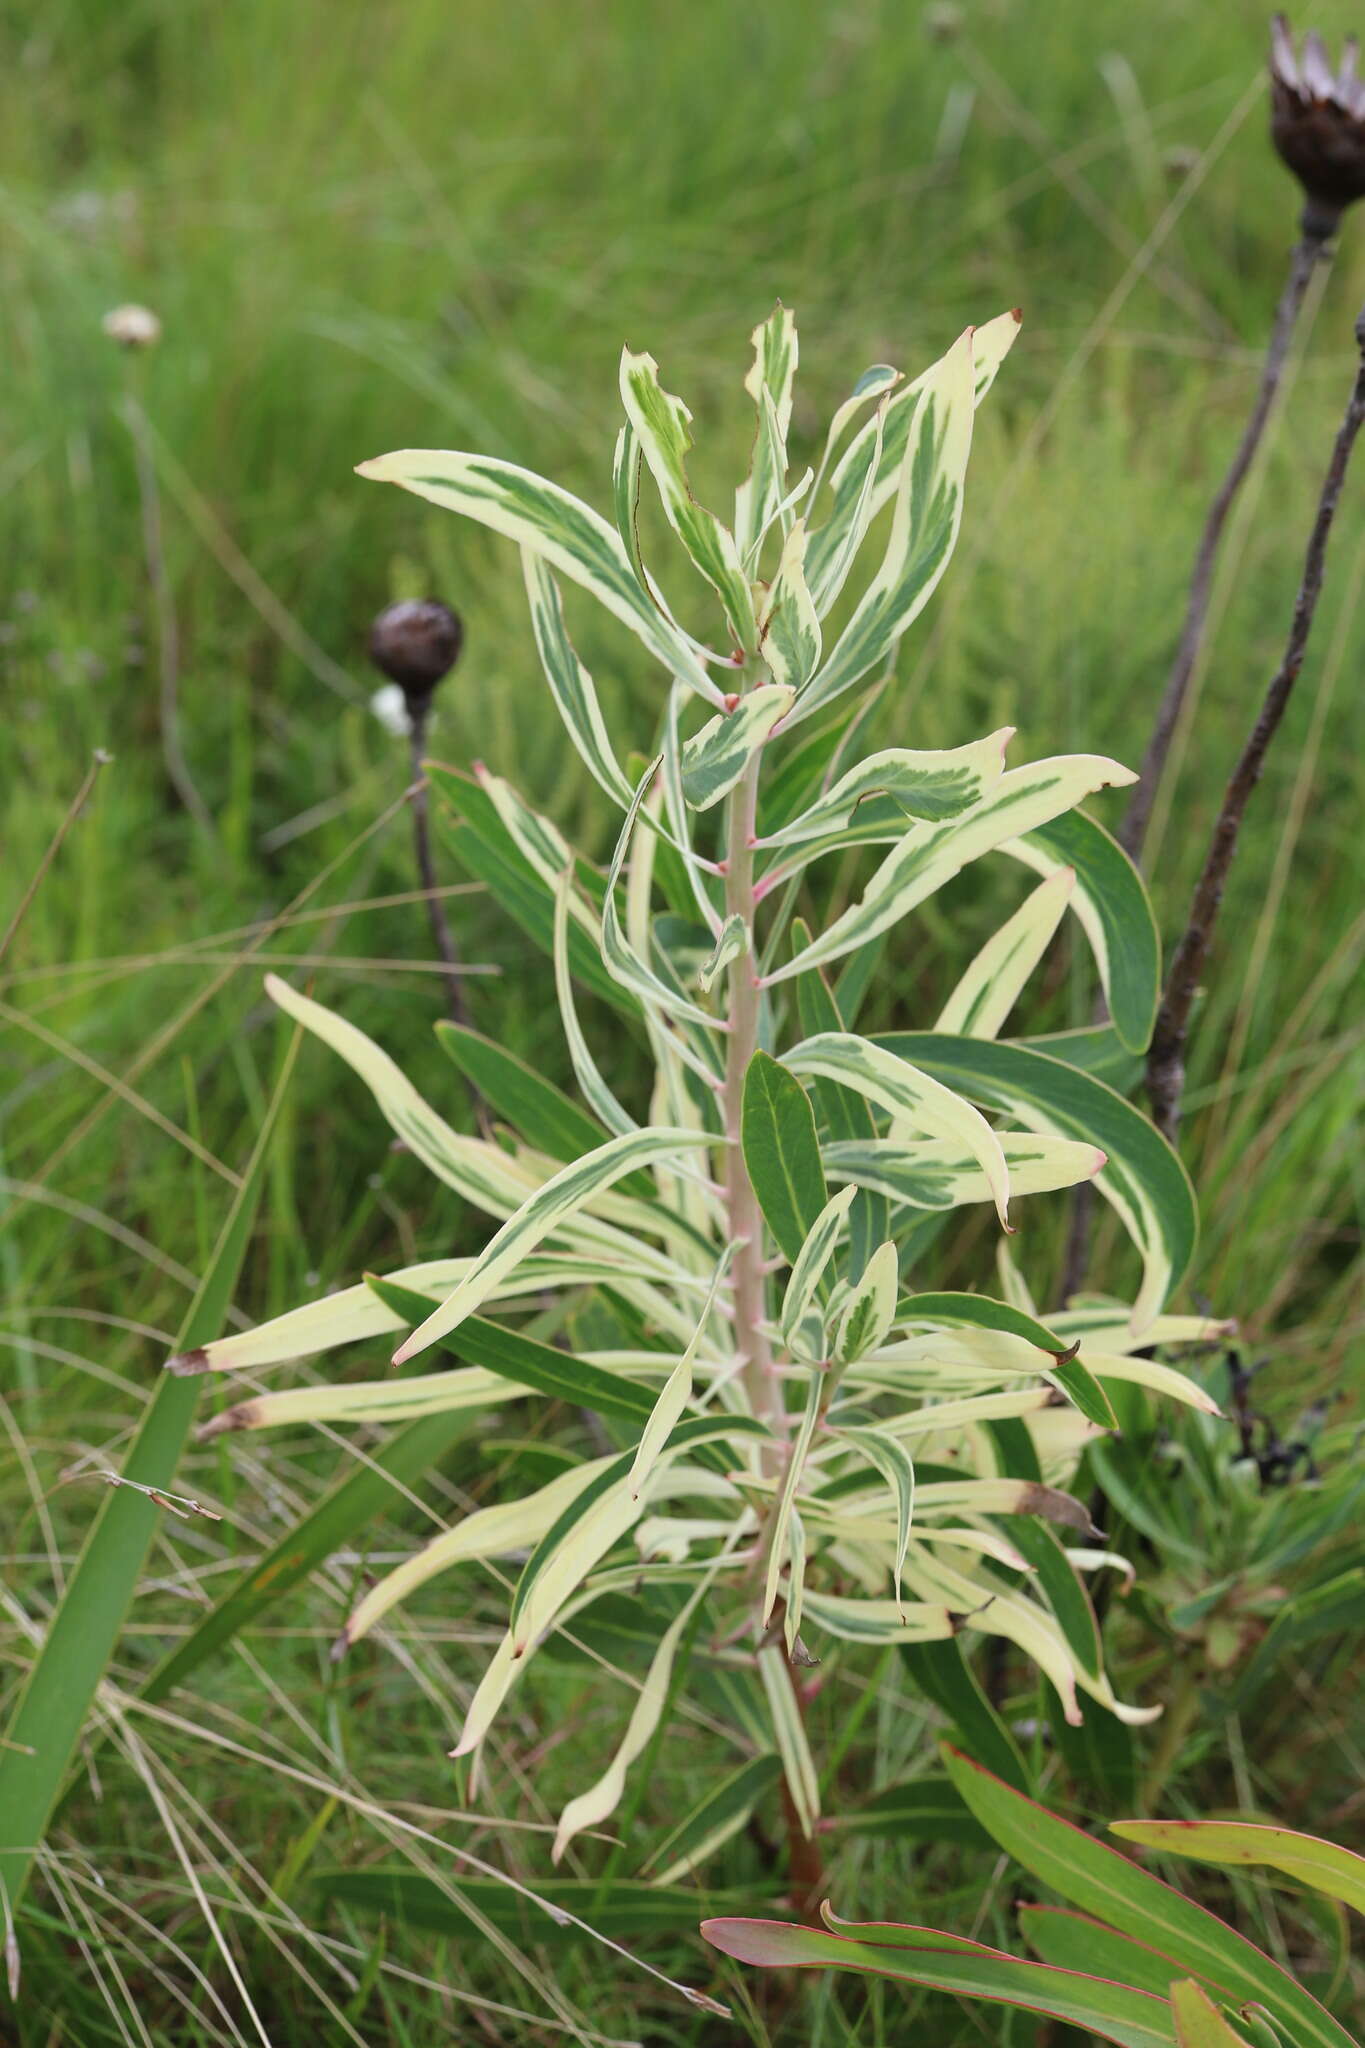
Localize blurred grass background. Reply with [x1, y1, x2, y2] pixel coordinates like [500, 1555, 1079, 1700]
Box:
[2, 0, 1363, 2040]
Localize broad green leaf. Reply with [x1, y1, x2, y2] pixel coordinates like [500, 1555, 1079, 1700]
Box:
[878, 1033, 1197, 1336]
[833, 1241, 898, 1364]
[521, 550, 634, 806]
[436, 1023, 629, 1179]
[552, 1592, 698, 1862]
[356, 446, 723, 702]
[790, 326, 976, 723]
[937, 868, 1075, 1039]
[323, 1869, 765, 1947]
[698, 913, 748, 994]
[1111, 1822, 1365, 1918]
[735, 304, 798, 559]
[757, 730, 1010, 849]
[758, 1644, 819, 1838]
[681, 685, 795, 811]
[766, 754, 1137, 982]
[783, 1032, 1011, 1230]
[390, 1125, 715, 1365]
[901, 1637, 1030, 1792]
[1007, 806, 1161, 1055]
[943, 1749, 1358, 2048]
[741, 1051, 828, 1265]
[619, 347, 756, 650]
[832, 1424, 915, 1611]
[701, 1917, 1177, 2048]
[822, 1130, 1103, 1211]
[1020, 1907, 1197, 2000]
[759, 521, 821, 690]
[1171, 1980, 1259, 2048]
[144, 1404, 483, 1700]
[646, 1755, 782, 1886]
[341, 1454, 613, 1653]
[892, 1290, 1072, 1356]
[1004, 1519, 1104, 1681]
[780, 1184, 856, 1360]
[0, 1029, 297, 1908]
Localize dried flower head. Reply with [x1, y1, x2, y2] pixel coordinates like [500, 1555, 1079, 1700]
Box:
[1270, 16, 1365, 234]
[101, 303, 161, 349]
[367, 599, 463, 716]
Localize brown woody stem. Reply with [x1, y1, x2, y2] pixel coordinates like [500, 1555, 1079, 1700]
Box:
[1146, 301, 1365, 1142]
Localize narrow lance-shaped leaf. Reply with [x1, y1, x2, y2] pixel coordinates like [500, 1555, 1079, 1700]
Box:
[681, 685, 795, 812]
[834, 1425, 915, 1614]
[937, 869, 1075, 1039]
[645, 1755, 782, 1887]
[391, 1125, 716, 1365]
[783, 1032, 1011, 1231]
[758, 1643, 819, 1839]
[741, 1051, 828, 1265]
[1110, 1821, 1365, 1918]
[629, 1248, 736, 1497]
[759, 521, 821, 691]
[552, 1588, 701, 1862]
[357, 447, 724, 703]
[1005, 806, 1161, 1056]
[790, 326, 976, 724]
[805, 393, 889, 617]
[834, 1241, 899, 1365]
[766, 754, 1137, 984]
[735, 304, 798, 559]
[600, 762, 722, 1033]
[619, 347, 756, 652]
[521, 550, 634, 807]
[763, 1367, 824, 1627]
[554, 866, 636, 1139]
[1171, 1980, 1259, 2048]
[780, 1184, 856, 1360]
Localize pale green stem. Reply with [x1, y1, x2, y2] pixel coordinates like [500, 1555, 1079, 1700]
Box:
[722, 747, 782, 1439]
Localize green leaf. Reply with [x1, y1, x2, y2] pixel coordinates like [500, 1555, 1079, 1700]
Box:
[680, 685, 794, 811]
[780, 1184, 856, 1360]
[357, 445, 724, 702]
[942, 1749, 1357, 2048]
[645, 1755, 783, 1886]
[878, 1033, 1197, 1336]
[0, 1026, 299, 1908]
[758, 730, 1010, 849]
[520, 550, 635, 806]
[1008, 806, 1161, 1055]
[435, 1022, 637, 1183]
[741, 1051, 828, 1264]
[900, 1638, 1031, 1793]
[701, 1916, 1178, 2048]
[735, 304, 798, 560]
[697, 913, 748, 994]
[1020, 1906, 1193, 2000]
[834, 1424, 915, 1611]
[1171, 1980, 1259, 2048]
[1231, 1566, 1364, 1706]
[833, 1241, 898, 1364]
[791, 928, 888, 1282]
[1110, 1821, 1365, 1918]
[321, 1869, 766, 1945]
[619, 346, 756, 651]
[599, 762, 721, 1031]
[758, 1644, 819, 1839]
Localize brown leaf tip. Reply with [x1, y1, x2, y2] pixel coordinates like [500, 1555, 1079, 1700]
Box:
[166, 1347, 210, 1376]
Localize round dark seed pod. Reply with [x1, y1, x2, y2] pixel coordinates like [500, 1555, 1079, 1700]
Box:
[367, 599, 464, 710]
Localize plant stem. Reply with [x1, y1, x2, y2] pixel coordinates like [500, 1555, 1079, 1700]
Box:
[723, 748, 780, 1437]
[1118, 227, 1330, 865]
[1140, 1660, 1203, 1813]
[1147, 301, 1365, 1142]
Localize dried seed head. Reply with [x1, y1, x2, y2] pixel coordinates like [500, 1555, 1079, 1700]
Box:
[1269, 16, 1365, 235]
[924, 2, 963, 43]
[101, 302, 161, 349]
[367, 598, 464, 713]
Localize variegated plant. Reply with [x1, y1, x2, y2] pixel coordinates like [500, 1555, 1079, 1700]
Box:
[176, 308, 1224, 1868]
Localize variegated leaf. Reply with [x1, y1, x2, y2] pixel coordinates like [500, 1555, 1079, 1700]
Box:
[780, 1185, 857, 1361]
[629, 1249, 736, 1497]
[553, 866, 636, 1138]
[758, 1643, 819, 1838]
[758, 521, 821, 690]
[765, 754, 1137, 984]
[735, 304, 798, 560]
[390, 1125, 715, 1364]
[619, 347, 756, 651]
[697, 914, 748, 995]
[799, 1589, 957, 1644]
[805, 395, 889, 617]
[783, 1032, 1011, 1230]
[937, 869, 1075, 1039]
[763, 1368, 825, 1628]
[601, 762, 721, 1030]
[356, 446, 724, 703]
[756, 730, 1011, 850]
[822, 1131, 1103, 1211]
[197, 1363, 513, 1439]
[790, 327, 976, 722]
[522, 550, 634, 807]
[834, 1241, 899, 1364]
[834, 1424, 915, 1612]
[681, 685, 795, 811]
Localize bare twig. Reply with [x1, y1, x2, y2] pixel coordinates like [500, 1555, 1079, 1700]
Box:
[1147, 301, 1365, 1142]
[407, 708, 471, 1033]
[1119, 226, 1333, 863]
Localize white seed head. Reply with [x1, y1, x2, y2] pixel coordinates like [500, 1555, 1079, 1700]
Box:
[101, 303, 161, 349]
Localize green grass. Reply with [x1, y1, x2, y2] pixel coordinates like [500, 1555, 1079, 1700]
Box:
[2, 0, 1364, 2040]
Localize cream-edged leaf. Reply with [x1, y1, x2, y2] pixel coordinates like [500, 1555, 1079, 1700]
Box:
[521, 551, 634, 807]
[681, 685, 795, 812]
[757, 730, 1011, 850]
[937, 869, 1075, 1039]
[759, 521, 821, 691]
[780, 1184, 857, 1361]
